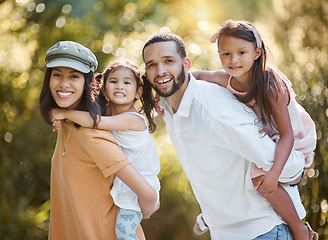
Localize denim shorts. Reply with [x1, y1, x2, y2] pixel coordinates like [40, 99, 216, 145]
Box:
[253, 223, 293, 240]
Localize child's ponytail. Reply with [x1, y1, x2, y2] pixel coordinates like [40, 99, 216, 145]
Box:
[93, 73, 107, 116]
[140, 75, 156, 133]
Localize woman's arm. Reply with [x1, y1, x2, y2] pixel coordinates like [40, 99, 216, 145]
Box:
[51, 109, 146, 131]
[115, 164, 158, 219]
[256, 89, 294, 194]
[192, 70, 227, 87]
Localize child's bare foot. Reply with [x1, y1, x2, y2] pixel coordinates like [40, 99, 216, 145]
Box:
[306, 222, 319, 240]
[292, 222, 318, 240]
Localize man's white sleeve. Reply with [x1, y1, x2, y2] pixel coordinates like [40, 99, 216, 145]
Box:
[210, 111, 304, 182]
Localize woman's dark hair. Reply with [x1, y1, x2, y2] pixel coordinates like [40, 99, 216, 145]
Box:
[99, 58, 156, 133]
[39, 68, 101, 128]
[217, 20, 284, 134]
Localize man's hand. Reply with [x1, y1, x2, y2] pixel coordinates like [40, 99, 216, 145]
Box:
[50, 108, 66, 121]
[193, 214, 209, 235]
[254, 171, 279, 195]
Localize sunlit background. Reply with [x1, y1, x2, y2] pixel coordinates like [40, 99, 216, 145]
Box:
[0, 0, 327, 239]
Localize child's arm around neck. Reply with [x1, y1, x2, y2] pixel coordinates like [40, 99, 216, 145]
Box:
[51, 108, 147, 131]
[192, 69, 229, 88]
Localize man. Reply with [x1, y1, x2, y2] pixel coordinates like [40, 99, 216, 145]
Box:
[142, 33, 305, 239]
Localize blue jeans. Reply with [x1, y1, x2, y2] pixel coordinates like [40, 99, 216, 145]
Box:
[253, 223, 293, 240]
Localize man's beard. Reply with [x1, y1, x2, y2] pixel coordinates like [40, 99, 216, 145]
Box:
[152, 65, 185, 97]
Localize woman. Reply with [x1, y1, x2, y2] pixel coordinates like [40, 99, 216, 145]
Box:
[39, 41, 157, 240]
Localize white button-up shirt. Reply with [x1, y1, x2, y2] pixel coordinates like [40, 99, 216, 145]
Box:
[159, 74, 305, 240]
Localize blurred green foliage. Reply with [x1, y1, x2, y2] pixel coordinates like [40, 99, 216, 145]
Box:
[0, 0, 327, 239]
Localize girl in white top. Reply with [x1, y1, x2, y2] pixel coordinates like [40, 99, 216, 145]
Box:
[193, 20, 317, 240]
[51, 57, 160, 240]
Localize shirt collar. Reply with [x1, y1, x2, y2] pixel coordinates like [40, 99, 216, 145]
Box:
[159, 72, 195, 118]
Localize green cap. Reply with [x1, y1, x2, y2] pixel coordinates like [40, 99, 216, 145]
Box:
[45, 41, 98, 73]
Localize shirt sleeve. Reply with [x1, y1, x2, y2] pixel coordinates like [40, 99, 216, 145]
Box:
[86, 130, 131, 178]
[210, 111, 304, 182]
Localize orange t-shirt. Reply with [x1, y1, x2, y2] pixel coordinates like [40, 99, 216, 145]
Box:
[48, 123, 139, 240]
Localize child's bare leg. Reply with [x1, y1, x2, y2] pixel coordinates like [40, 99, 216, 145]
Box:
[252, 176, 310, 240]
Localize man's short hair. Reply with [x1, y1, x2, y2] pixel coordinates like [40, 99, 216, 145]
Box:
[142, 32, 186, 60]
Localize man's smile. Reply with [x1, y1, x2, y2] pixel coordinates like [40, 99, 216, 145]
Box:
[156, 76, 173, 85]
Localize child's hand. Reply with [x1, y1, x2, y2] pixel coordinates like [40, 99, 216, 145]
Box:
[154, 93, 164, 117]
[52, 119, 63, 131]
[193, 222, 203, 235]
[255, 171, 279, 195]
[50, 108, 66, 131]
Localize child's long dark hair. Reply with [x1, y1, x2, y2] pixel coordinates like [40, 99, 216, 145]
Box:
[215, 20, 284, 134]
[99, 58, 156, 133]
[39, 69, 101, 128]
